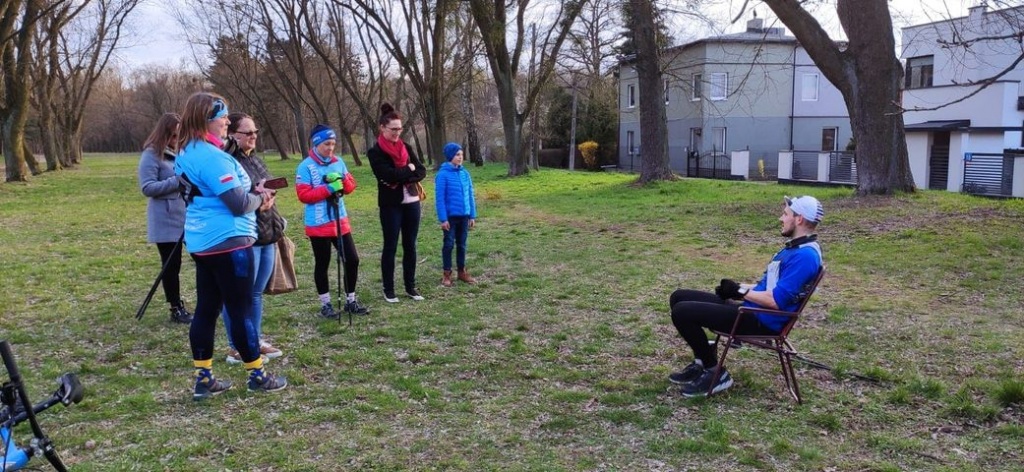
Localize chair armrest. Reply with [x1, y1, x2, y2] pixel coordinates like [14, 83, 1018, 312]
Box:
[737, 306, 800, 318]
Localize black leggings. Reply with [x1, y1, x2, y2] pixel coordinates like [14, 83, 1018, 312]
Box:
[669, 289, 776, 366]
[190, 247, 260, 363]
[156, 241, 183, 306]
[310, 234, 359, 295]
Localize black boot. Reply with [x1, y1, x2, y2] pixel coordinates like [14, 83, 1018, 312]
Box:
[170, 302, 193, 324]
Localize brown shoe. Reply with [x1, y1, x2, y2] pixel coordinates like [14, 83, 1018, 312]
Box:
[442, 270, 453, 287]
[259, 341, 283, 359]
[457, 268, 476, 285]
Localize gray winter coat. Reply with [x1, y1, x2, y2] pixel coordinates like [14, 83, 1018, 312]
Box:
[138, 146, 185, 243]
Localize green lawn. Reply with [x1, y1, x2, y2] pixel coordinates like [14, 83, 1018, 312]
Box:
[0, 153, 1021, 471]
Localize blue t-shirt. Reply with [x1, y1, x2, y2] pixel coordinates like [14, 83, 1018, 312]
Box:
[744, 240, 822, 331]
[174, 140, 256, 253]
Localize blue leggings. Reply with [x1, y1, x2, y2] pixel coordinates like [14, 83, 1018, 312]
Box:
[189, 247, 260, 363]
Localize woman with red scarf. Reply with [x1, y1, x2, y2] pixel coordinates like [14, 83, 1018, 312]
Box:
[367, 103, 427, 302]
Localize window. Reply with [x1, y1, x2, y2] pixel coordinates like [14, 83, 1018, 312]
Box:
[822, 128, 838, 151]
[627, 131, 635, 155]
[664, 78, 670, 104]
[710, 73, 728, 100]
[689, 128, 702, 155]
[712, 127, 727, 154]
[905, 55, 934, 89]
[627, 84, 636, 108]
[691, 74, 702, 100]
[802, 73, 819, 101]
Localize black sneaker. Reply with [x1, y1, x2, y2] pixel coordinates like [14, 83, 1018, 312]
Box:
[170, 304, 193, 324]
[383, 289, 399, 303]
[319, 302, 339, 319]
[344, 300, 370, 315]
[193, 374, 232, 400]
[247, 370, 287, 393]
[668, 361, 705, 385]
[680, 367, 733, 398]
[405, 288, 425, 301]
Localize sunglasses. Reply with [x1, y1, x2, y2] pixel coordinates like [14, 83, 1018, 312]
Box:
[235, 129, 259, 136]
[385, 126, 403, 132]
[208, 98, 228, 121]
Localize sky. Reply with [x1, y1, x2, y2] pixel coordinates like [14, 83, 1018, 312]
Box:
[115, 0, 981, 72]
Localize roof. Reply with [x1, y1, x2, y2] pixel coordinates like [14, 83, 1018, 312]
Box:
[904, 120, 971, 131]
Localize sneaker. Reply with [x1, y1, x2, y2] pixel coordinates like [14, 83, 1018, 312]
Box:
[170, 304, 193, 324]
[406, 288, 425, 301]
[226, 348, 269, 365]
[680, 367, 733, 398]
[193, 374, 232, 400]
[668, 361, 705, 385]
[248, 370, 287, 393]
[319, 302, 339, 319]
[383, 290, 399, 303]
[344, 300, 370, 316]
[259, 341, 283, 359]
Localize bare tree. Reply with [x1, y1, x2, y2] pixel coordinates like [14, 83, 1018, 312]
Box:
[467, 0, 587, 176]
[330, 0, 463, 166]
[758, 0, 914, 194]
[50, 0, 142, 167]
[626, 0, 673, 182]
[453, 3, 484, 166]
[2, 0, 42, 181]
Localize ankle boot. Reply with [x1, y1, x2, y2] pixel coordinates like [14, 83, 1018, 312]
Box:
[442, 270, 453, 287]
[457, 268, 476, 285]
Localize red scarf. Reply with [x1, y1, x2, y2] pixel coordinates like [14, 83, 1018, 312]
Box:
[377, 134, 409, 167]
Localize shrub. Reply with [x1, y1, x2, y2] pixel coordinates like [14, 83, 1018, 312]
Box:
[578, 141, 599, 169]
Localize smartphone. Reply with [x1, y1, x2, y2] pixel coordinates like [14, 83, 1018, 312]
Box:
[264, 177, 289, 190]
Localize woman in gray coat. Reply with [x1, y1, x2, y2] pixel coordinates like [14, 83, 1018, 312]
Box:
[138, 112, 192, 324]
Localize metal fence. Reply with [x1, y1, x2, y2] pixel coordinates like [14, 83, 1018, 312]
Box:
[791, 151, 820, 180]
[686, 151, 732, 179]
[828, 151, 857, 184]
[962, 152, 1015, 196]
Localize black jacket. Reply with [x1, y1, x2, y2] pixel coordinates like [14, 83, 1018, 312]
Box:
[225, 138, 284, 246]
[367, 142, 427, 207]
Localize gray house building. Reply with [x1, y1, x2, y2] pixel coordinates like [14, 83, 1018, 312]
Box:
[617, 18, 850, 178]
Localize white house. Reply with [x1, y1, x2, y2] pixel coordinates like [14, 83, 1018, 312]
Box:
[901, 4, 1024, 196]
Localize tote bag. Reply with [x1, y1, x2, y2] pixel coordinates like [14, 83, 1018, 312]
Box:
[264, 235, 298, 295]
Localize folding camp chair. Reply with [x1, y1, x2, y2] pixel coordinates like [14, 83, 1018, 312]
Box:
[706, 267, 826, 403]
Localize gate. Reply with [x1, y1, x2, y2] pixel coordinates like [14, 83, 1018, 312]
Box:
[828, 151, 857, 184]
[686, 151, 732, 179]
[929, 145, 950, 190]
[962, 152, 1014, 196]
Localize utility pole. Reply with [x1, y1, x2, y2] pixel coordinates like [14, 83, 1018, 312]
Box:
[569, 75, 578, 171]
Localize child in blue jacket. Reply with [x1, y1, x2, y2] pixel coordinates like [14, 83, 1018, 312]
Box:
[435, 143, 478, 286]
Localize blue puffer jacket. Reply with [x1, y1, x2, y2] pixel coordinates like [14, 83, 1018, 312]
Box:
[434, 162, 476, 222]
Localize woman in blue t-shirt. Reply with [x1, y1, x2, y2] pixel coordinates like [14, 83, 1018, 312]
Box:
[174, 92, 286, 400]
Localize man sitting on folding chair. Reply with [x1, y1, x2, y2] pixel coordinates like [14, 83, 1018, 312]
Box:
[668, 195, 824, 397]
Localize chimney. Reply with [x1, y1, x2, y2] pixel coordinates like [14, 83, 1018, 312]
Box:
[969, 3, 988, 21]
[747, 17, 764, 33]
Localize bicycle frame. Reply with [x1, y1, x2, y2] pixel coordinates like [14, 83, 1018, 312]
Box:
[1, 341, 83, 472]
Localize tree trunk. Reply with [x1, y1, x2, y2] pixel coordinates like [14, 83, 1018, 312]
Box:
[23, 140, 41, 175]
[2, 0, 39, 182]
[3, 116, 29, 182]
[460, 67, 483, 167]
[38, 104, 62, 172]
[630, 0, 673, 183]
[764, 0, 914, 194]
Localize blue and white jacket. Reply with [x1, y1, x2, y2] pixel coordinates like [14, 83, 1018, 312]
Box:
[745, 238, 823, 332]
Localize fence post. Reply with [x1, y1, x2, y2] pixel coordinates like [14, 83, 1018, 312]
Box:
[1014, 155, 1024, 197]
[778, 151, 793, 179]
[817, 152, 830, 182]
[731, 150, 750, 180]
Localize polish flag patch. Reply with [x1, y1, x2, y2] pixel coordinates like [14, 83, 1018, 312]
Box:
[219, 174, 234, 184]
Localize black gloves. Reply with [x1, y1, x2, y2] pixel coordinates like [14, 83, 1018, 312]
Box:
[715, 279, 745, 300]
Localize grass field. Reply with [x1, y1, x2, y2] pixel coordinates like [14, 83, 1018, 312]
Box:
[1, 153, 1022, 471]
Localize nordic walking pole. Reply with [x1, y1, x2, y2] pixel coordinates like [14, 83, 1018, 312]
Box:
[135, 234, 183, 321]
[329, 193, 349, 326]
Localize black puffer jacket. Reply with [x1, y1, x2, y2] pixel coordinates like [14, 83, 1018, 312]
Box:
[225, 138, 285, 246]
